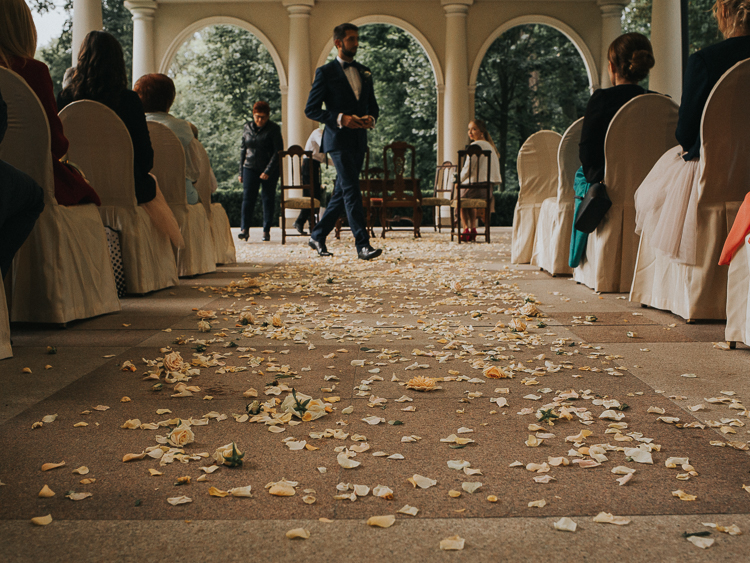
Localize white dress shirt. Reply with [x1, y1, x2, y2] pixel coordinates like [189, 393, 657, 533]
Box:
[336, 56, 362, 128]
[305, 128, 326, 163]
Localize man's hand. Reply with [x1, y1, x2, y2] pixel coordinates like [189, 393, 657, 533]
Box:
[260, 173, 269, 180]
[238, 175, 242, 183]
[342, 115, 367, 129]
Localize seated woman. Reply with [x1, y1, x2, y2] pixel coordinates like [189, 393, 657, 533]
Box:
[134, 74, 201, 204]
[634, 0, 750, 265]
[454, 119, 501, 241]
[570, 32, 655, 268]
[58, 31, 183, 247]
[0, 0, 99, 207]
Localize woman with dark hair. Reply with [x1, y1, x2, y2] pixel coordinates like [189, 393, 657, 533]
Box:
[569, 32, 656, 268]
[0, 0, 99, 206]
[58, 31, 183, 247]
[237, 100, 283, 242]
[134, 73, 201, 204]
[635, 0, 750, 264]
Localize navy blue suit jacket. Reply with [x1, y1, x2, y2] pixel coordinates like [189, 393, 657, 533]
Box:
[305, 59, 379, 154]
[676, 35, 750, 161]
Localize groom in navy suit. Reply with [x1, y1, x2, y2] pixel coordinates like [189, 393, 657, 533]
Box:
[305, 23, 382, 260]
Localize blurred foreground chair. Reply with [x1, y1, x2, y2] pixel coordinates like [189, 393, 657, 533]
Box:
[193, 141, 235, 263]
[60, 100, 178, 293]
[0, 67, 119, 324]
[630, 61, 750, 318]
[279, 145, 319, 245]
[0, 282, 10, 359]
[574, 94, 679, 292]
[422, 161, 455, 233]
[148, 121, 215, 277]
[512, 130, 561, 263]
[452, 144, 494, 244]
[727, 233, 750, 347]
[381, 141, 422, 238]
[531, 119, 583, 276]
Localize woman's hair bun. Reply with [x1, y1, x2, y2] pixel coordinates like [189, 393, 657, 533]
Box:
[608, 33, 655, 83]
[628, 49, 656, 81]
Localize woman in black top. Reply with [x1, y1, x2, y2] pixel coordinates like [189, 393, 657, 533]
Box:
[569, 33, 655, 267]
[634, 0, 750, 264]
[237, 101, 283, 242]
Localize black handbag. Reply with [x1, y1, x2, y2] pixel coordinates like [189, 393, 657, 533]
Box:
[574, 182, 612, 233]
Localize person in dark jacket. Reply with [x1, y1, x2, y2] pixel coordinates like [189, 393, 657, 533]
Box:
[237, 101, 283, 242]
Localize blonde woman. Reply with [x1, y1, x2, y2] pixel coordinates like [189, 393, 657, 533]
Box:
[455, 119, 501, 241]
[634, 0, 750, 264]
[0, 0, 99, 206]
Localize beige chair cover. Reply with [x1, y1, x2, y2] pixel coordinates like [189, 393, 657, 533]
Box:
[0, 68, 120, 324]
[512, 130, 562, 264]
[59, 101, 178, 293]
[0, 281, 10, 359]
[574, 94, 679, 293]
[726, 234, 750, 345]
[147, 121, 216, 277]
[630, 61, 750, 318]
[193, 141, 235, 265]
[531, 118, 583, 275]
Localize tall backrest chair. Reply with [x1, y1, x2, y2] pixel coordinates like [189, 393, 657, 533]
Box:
[631, 60, 750, 318]
[532, 118, 583, 275]
[574, 94, 679, 292]
[382, 141, 422, 238]
[148, 121, 215, 276]
[60, 100, 178, 293]
[421, 161, 455, 233]
[512, 130, 561, 263]
[452, 144, 494, 244]
[193, 141, 235, 264]
[279, 145, 318, 245]
[0, 67, 119, 324]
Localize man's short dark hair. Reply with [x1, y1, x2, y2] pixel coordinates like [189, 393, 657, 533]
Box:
[333, 23, 358, 43]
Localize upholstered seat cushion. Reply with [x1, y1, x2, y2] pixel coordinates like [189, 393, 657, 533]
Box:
[451, 198, 486, 209]
[285, 198, 321, 209]
[422, 197, 451, 206]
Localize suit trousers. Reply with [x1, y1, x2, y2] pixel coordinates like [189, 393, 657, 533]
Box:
[241, 167, 278, 233]
[311, 150, 369, 249]
[0, 160, 45, 278]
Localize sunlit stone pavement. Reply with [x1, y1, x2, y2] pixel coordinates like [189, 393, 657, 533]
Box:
[2, 227, 750, 562]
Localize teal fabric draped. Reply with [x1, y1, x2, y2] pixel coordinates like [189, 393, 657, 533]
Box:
[569, 166, 591, 268]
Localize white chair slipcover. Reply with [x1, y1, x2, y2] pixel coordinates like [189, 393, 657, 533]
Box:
[630, 61, 750, 319]
[0, 68, 120, 324]
[531, 118, 583, 276]
[147, 121, 216, 277]
[194, 141, 236, 265]
[0, 282, 10, 359]
[726, 233, 750, 345]
[59, 100, 178, 294]
[512, 130, 562, 264]
[574, 94, 679, 293]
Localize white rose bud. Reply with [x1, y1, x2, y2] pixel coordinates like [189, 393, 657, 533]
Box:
[198, 320, 211, 333]
[167, 422, 195, 447]
[163, 351, 184, 372]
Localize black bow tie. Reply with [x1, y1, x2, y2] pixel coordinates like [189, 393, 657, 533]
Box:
[343, 61, 354, 70]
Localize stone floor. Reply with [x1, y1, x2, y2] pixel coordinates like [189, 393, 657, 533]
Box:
[1, 227, 749, 562]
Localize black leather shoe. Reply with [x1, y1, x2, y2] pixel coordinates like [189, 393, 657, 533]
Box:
[357, 246, 382, 261]
[308, 238, 332, 256]
[262, 231, 270, 242]
[293, 221, 307, 236]
[237, 231, 249, 241]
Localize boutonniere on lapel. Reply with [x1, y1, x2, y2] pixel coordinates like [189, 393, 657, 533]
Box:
[361, 70, 372, 84]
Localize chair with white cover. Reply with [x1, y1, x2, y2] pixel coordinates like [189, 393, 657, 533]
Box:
[59, 100, 178, 293]
[147, 121, 215, 277]
[0, 282, 10, 360]
[726, 233, 750, 346]
[531, 118, 583, 276]
[512, 130, 562, 264]
[0, 67, 120, 324]
[630, 61, 750, 319]
[574, 94, 679, 293]
[193, 141, 235, 264]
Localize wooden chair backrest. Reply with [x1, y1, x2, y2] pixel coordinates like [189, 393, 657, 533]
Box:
[383, 141, 420, 200]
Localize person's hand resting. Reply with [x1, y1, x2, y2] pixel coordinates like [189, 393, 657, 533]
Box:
[260, 173, 269, 180]
[342, 115, 368, 129]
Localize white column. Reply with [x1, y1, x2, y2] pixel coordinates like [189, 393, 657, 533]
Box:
[598, 1, 629, 88]
[71, 0, 103, 65]
[442, 0, 473, 165]
[125, 0, 158, 86]
[650, 0, 683, 101]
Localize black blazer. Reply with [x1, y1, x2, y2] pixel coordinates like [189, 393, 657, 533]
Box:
[304, 59, 379, 154]
[579, 84, 648, 184]
[676, 35, 750, 161]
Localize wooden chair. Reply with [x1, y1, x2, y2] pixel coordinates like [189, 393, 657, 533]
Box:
[631, 60, 750, 319]
[279, 145, 319, 244]
[148, 121, 216, 277]
[452, 144, 494, 244]
[60, 100, 179, 293]
[381, 141, 422, 238]
[531, 119, 583, 275]
[334, 154, 382, 239]
[0, 67, 120, 324]
[512, 130, 561, 263]
[421, 161, 455, 233]
[573, 94, 679, 293]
